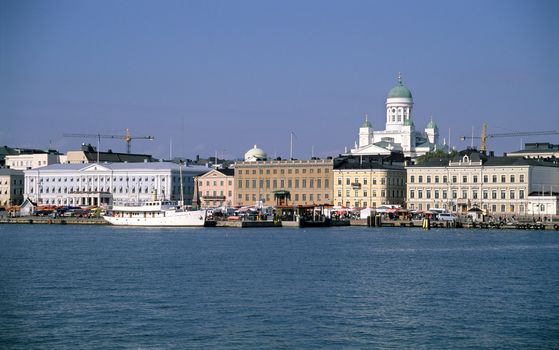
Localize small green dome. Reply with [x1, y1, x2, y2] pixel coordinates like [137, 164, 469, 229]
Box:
[361, 115, 372, 128]
[387, 73, 413, 99]
[426, 118, 437, 129]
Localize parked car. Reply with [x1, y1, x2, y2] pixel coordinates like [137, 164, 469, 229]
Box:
[436, 213, 457, 221]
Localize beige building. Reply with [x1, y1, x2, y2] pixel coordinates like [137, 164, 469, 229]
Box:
[0, 169, 24, 207]
[195, 169, 235, 208]
[406, 150, 559, 215]
[234, 159, 333, 207]
[5, 153, 62, 170]
[333, 155, 406, 208]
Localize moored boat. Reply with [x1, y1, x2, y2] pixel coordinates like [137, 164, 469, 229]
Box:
[103, 200, 209, 227]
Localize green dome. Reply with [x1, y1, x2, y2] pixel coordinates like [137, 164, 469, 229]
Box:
[426, 118, 437, 129]
[387, 73, 412, 99]
[361, 115, 372, 128]
[388, 83, 412, 99]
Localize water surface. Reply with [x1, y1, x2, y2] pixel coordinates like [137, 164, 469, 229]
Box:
[1, 225, 558, 349]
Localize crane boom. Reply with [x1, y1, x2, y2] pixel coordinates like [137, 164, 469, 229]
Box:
[460, 123, 559, 152]
[64, 129, 154, 154]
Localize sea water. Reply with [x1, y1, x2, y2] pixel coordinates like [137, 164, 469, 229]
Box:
[1, 225, 558, 349]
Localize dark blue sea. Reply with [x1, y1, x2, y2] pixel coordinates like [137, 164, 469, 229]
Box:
[1, 225, 558, 349]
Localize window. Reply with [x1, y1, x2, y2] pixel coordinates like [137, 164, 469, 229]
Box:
[501, 175, 506, 183]
[492, 175, 497, 183]
[462, 190, 467, 198]
[483, 175, 488, 183]
[473, 175, 478, 183]
[426, 190, 431, 199]
[442, 190, 447, 199]
[483, 190, 488, 199]
[443, 176, 447, 183]
[346, 178, 350, 185]
[452, 190, 457, 199]
[435, 176, 439, 183]
[520, 175, 525, 182]
[501, 190, 506, 199]
[410, 190, 415, 198]
[427, 176, 431, 183]
[510, 190, 515, 199]
[519, 190, 525, 199]
[410, 175, 414, 183]
[473, 190, 478, 199]
[452, 176, 457, 183]
[338, 177, 342, 185]
[510, 175, 515, 183]
[434, 190, 439, 199]
[492, 190, 497, 199]
[418, 190, 423, 199]
[501, 204, 506, 212]
[418, 176, 423, 183]
[462, 176, 467, 183]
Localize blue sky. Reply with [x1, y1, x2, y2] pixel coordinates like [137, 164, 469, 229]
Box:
[1, 0, 558, 159]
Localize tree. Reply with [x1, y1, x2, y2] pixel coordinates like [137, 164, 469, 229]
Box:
[415, 149, 457, 164]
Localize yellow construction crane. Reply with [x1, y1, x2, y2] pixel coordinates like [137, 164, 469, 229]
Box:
[64, 128, 155, 154]
[460, 123, 559, 152]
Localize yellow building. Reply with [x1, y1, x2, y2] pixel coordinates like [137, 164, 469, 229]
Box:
[234, 158, 333, 207]
[333, 155, 406, 208]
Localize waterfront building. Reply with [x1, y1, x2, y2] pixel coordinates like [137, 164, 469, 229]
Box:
[348, 74, 446, 158]
[23, 162, 208, 207]
[65, 144, 155, 164]
[195, 168, 235, 208]
[5, 152, 62, 170]
[333, 154, 406, 208]
[0, 168, 24, 207]
[406, 149, 559, 215]
[234, 146, 333, 206]
[527, 192, 559, 217]
[506, 143, 559, 159]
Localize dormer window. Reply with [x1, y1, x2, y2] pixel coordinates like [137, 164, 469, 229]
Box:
[463, 155, 469, 163]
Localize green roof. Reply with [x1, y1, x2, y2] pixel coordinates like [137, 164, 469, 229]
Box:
[426, 118, 437, 129]
[361, 115, 372, 128]
[388, 74, 412, 99]
[403, 118, 414, 126]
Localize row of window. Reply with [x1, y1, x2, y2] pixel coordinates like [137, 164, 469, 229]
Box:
[409, 203, 526, 213]
[237, 168, 328, 175]
[335, 189, 405, 198]
[31, 186, 193, 194]
[409, 174, 525, 184]
[238, 178, 330, 189]
[204, 190, 232, 197]
[202, 180, 233, 187]
[409, 189, 526, 200]
[337, 177, 405, 186]
[237, 193, 329, 202]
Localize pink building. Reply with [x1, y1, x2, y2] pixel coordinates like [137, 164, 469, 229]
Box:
[196, 169, 235, 208]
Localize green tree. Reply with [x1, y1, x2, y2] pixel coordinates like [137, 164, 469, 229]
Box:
[415, 149, 457, 164]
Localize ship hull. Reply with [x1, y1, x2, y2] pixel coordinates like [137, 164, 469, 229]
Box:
[103, 210, 207, 227]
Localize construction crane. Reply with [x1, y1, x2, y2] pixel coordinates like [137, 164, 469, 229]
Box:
[64, 128, 155, 154]
[460, 123, 559, 153]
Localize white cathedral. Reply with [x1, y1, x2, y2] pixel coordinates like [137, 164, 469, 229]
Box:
[348, 74, 447, 158]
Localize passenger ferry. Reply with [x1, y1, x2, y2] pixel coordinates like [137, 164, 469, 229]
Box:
[103, 200, 209, 227]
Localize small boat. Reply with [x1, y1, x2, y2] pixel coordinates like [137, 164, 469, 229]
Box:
[103, 200, 210, 227]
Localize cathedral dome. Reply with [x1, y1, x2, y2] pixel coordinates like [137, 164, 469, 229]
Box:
[387, 73, 412, 99]
[244, 145, 267, 161]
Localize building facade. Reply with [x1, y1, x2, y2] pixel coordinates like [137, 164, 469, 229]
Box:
[195, 168, 235, 208]
[234, 159, 333, 207]
[333, 155, 406, 208]
[506, 143, 559, 159]
[348, 74, 446, 158]
[406, 150, 559, 215]
[0, 169, 24, 207]
[5, 153, 61, 170]
[23, 162, 208, 207]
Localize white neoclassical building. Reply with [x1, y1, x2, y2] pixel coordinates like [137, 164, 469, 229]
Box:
[349, 74, 446, 158]
[23, 162, 209, 207]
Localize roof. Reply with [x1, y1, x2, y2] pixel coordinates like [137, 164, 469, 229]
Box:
[82, 151, 155, 163]
[387, 75, 412, 99]
[409, 149, 559, 168]
[334, 154, 406, 170]
[216, 168, 235, 176]
[361, 115, 372, 128]
[24, 162, 211, 173]
[0, 168, 24, 176]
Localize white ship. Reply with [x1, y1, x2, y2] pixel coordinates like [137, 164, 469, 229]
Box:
[103, 200, 209, 227]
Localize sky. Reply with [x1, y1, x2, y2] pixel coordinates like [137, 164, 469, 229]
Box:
[1, 0, 558, 160]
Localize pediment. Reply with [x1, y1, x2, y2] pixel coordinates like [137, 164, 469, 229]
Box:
[81, 164, 112, 172]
